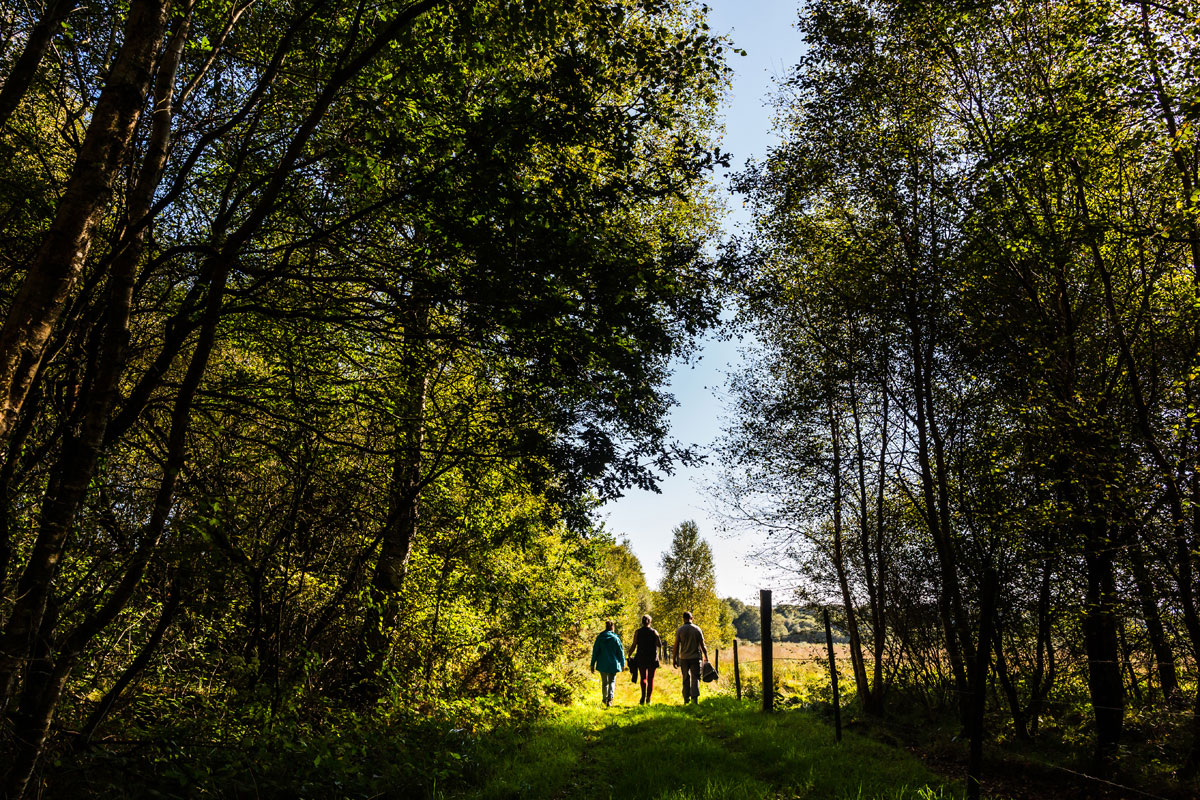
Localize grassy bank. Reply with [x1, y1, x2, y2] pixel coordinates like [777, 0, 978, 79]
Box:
[459, 666, 957, 800]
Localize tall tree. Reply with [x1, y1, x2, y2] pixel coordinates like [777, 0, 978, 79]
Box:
[658, 520, 729, 646]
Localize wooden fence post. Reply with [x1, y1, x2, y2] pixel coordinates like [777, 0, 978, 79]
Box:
[733, 639, 742, 700]
[824, 608, 841, 742]
[761, 589, 773, 713]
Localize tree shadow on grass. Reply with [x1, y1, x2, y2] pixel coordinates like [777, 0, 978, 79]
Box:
[565, 704, 775, 800]
[470, 697, 955, 800]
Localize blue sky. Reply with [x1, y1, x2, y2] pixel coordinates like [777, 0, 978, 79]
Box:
[600, 1, 806, 602]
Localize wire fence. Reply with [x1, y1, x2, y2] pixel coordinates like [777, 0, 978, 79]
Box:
[711, 652, 1177, 800]
[684, 592, 1190, 800]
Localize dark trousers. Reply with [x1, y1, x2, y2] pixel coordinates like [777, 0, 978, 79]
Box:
[680, 658, 701, 702]
[638, 665, 657, 702]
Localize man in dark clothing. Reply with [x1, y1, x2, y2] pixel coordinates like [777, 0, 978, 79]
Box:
[672, 611, 709, 704]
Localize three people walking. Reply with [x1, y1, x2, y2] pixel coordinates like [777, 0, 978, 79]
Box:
[591, 611, 711, 707]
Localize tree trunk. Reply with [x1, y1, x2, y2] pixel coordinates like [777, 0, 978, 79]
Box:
[849, 373, 885, 714]
[1127, 532, 1178, 700]
[1028, 556, 1055, 737]
[1117, 624, 1142, 704]
[1083, 516, 1123, 750]
[0, 0, 171, 444]
[991, 625, 1029, 740]
[0, 0, 75, 130]
[362, 303, 432, 678]
[0, 9, 189, 710]
[373, 304, 431, 595]
[966, 566, 997, 800]
[1, 256, 227, 794]
[870, 366, 889, 712]
[904, 289, 969, 704]
[826, 384, 869, 707]
[3, 657, 72, 798]
[1077, 166, 1200, 767]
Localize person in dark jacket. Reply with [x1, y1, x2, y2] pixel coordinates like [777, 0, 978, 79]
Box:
[590, 620, 626, 707]
[627, 614, 663, 705]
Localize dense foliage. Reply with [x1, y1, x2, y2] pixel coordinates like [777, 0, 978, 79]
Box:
[0, 0, 728, 795]
[598, 537, 655, 640]
[722, 0, 1200, 788]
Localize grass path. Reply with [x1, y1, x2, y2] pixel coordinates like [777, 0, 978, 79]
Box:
[458, 668, 960, 800]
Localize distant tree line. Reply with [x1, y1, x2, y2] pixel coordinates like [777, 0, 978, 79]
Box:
[725, 598, 846, 645]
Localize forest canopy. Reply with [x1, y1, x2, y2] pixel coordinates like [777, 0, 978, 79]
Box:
[0, 0, 729, 795]
[9, 0, 1200, 794]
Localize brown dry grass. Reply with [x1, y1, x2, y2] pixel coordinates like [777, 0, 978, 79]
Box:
[708, 640, 859, 702]
[722, 640, 849, 665]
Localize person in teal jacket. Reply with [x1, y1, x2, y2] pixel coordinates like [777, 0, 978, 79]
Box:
[590, 620, 626, 707]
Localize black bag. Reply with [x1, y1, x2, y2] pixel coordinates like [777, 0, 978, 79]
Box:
[629, 657, 637, 682]
[701, 660, 718, 683]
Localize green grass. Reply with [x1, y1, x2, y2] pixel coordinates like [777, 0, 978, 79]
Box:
[458, 668, 960, 800]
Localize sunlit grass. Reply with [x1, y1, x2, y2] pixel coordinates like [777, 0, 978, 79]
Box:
[460, 666, 960, 800]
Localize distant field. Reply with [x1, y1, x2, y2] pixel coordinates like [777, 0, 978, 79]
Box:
[722, 640, 849, 666]
[711, 641, 857, 703]
[620, 640, 858, 704]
